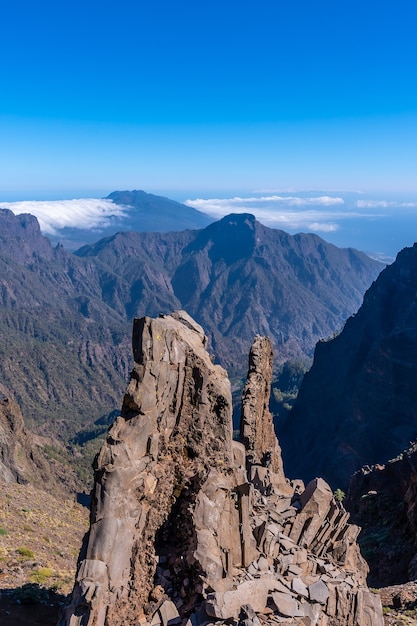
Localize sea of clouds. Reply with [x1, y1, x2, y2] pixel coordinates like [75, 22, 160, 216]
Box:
[185, 194, 379, 234]
[0, 198, 128, 235]
[1, 191, 416, 260]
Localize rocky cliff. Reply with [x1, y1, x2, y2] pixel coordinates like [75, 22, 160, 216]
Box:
[280, 243, 417, 490]
[61, 312, 383, 626]
[0, 391, 44, 484]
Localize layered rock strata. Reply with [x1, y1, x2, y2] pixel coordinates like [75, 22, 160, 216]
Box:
[61, 311, 383, 626]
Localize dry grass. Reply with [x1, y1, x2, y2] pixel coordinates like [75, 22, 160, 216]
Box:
[0, 482, 89, 595]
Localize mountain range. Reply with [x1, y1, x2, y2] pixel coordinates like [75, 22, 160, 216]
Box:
[0, 206, 382, 454]
[75, 212, 382, 372]
[6, 190, 417, 616]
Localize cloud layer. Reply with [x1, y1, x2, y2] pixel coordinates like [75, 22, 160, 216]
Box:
[356, 199, 417, 209]
[186, 195, 353, 233]
[0, 198, 128, 235]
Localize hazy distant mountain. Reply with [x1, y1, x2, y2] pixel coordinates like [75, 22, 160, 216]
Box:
[108, 190, 213, 230]
[48, 190, 213, 249]
[0, 209, 382, 449]
[280, 243, 417, 490]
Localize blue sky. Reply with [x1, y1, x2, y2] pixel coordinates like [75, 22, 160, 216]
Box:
[1, 1, 417, 256]
[1, 0, 417, 195]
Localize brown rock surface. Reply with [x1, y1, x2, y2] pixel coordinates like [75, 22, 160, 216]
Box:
[0, 387, 83, 497]
[0, 391, 45, 484]
[240, 336, 285, 479]
[60, 311, 383, 626]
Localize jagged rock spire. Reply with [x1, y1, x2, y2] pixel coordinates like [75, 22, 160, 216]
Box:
[240, 335, 285, 479]
[60, 312, 383, 626]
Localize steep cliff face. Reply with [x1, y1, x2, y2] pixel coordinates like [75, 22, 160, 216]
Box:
[280, 243, 417, 490]
[61, 312, 383, 626]
[0, 391, 39, 484]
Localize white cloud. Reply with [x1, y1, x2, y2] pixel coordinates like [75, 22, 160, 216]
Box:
[0, 198, 128, 235]
[356, 200, 389, 209]
[356, 199, 417, 209]
[186, 195, 344, 216]
[185, 195, 357, 232]
[308, 222, 339, 233]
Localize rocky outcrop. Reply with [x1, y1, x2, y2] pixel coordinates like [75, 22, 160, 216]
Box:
[61, 311, 383, 626]
[240, 336, 285, 480]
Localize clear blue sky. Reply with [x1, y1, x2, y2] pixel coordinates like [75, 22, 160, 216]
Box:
[1, 0, 417, 197]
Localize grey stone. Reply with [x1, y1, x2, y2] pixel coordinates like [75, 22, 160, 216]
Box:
[308, 580, 329, 604]
[270, 592, 300, 617]
[291, 577, 309, 598]
[257, 556, 270, 571]
[247, 563, 259, 576]
[239, 604, 261, 626]
[158, 600, 181, 626]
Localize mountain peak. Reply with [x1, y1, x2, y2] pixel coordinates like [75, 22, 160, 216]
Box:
[218, 212, 257, 227]
[0, 208, 53, 262]
[183, 213, 258, 264]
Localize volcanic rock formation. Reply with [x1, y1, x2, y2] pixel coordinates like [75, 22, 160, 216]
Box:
[60, 311, 383, 626]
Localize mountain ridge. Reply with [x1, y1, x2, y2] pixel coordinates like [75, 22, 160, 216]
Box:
[0, 209, 382, 448]
[280, 242, 417, 490]
[43, 189, 213, 249]
[76, 212, 383, 371]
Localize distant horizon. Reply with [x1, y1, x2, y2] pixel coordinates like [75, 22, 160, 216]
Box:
[2, 187, 417, 262]
[2, 1, 417, 263]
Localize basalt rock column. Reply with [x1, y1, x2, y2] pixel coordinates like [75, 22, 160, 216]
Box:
[60, 311, 234, 626]
[240, 336, 285, 480]
[61, 314, 384, 626]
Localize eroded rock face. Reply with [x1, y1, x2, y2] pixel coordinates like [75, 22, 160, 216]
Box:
[61, 311, 383, 626]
